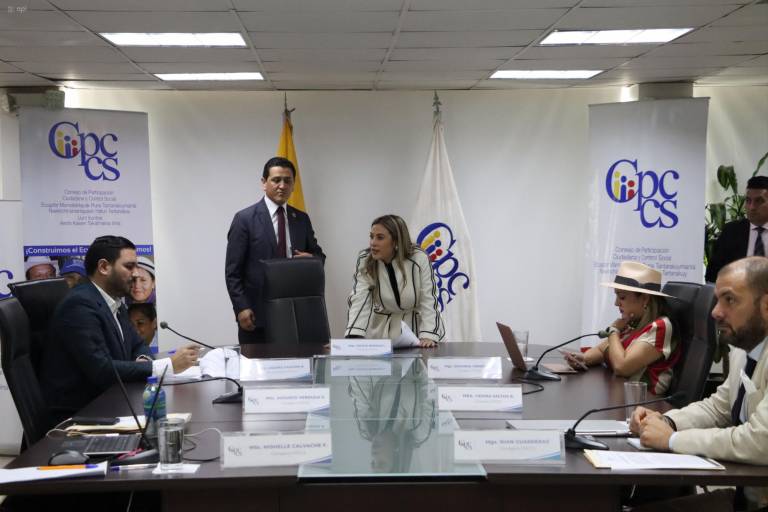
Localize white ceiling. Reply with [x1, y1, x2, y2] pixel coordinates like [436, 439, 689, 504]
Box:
[0, 0, 765, 91]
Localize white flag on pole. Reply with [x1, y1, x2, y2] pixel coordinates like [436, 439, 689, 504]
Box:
[410, 98, 482, 342]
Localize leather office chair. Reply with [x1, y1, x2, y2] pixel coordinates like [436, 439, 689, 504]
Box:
[262, 258, 331, 344]
[8, 277, 70, 375]
[0, 297, 53, 447]
[662, 281, 717, 407]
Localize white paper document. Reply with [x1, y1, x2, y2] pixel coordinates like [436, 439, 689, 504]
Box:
[507, 420, 629, 436]
[0, 461, 108, 484]
[392, 321, 420, 348]
[584, 450, 725, 470]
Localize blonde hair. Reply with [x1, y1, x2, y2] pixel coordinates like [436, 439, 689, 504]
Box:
[364, 214, 415, 293]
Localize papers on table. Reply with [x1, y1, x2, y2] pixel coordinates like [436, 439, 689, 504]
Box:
[626, 438, 653, 451]
[584, 450, 725, 471]
[0, 461, 108, 484]
[392, 321, 420, 348]
[66, 413, 191, 433]
[507, 420, 630, 436]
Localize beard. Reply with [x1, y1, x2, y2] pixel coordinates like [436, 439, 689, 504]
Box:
[106, 271, 132, 298]
[718, 311, 766, 351]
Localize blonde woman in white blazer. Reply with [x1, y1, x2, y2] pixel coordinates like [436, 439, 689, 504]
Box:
[345, 215, 445, 347]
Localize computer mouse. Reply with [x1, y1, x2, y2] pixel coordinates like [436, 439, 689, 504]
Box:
[48, 449, 89, 465]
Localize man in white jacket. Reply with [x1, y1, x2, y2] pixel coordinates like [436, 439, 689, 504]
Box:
[632, 256, 768, 509]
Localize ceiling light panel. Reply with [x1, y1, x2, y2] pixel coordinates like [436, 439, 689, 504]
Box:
[540, 28, 692, 45]
[100, 33, 246, 47]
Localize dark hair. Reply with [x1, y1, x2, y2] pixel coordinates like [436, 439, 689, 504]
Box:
[262, 157, 296, 180]
[84, 236, 135, 276]
[747, 176, 768, 190]
[128, 302, 156, 321]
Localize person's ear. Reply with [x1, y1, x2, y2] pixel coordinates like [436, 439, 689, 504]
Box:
[759, 293, 768, 320]
[96, 258, 111, 276]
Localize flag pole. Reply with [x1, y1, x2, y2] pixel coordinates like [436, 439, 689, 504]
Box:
[432, 91, 442, 120]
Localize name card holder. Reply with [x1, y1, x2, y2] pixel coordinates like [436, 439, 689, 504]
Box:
[330, 358, 393, 377]
[221, 431, 332, 468]
[454, 430, 565, 465]
[240, 358, 313, 382]
[438, 385, 522, 412]
[243, 385, 330, 414]
[330, 339, 393, 357]
[427, 357, 503, 380]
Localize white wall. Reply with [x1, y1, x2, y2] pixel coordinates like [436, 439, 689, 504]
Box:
[0, 85, 761, 349]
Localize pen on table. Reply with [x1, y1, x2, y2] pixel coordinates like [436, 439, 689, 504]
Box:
[558, 349, 589, 371]
[38, 464, 99, 470]
[109, 463, 157, 472]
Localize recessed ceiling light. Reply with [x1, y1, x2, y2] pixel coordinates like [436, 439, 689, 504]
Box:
[101, 33, 246, 47]
[540, 28, 692, 46]
[491, 70, 603, 79]
[154, 72, 263, 81]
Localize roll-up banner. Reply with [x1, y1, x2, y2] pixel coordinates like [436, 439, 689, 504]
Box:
[581, 99, 708, 346]
[0, 199, 24, 454]
[19, 107, 158, 352]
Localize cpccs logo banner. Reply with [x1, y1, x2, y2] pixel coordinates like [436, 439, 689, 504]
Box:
[416, 222, 471, 311]
[48, 120, 120, 181]
[605, 158, 679, 229]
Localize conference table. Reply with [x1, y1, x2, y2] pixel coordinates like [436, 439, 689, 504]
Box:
[3, 342, 767, 512]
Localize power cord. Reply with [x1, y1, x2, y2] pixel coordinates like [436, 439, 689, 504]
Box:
[512, 378, 545, 395]
[182, 427, 223, 463]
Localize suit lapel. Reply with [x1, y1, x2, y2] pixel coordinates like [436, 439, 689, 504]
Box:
[85, 282, 127, 359]
[256, 199, 278, 255]
[287, 206, 302, 252]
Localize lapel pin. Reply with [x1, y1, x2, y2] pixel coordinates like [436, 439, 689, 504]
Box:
[292, 212, 296, 218]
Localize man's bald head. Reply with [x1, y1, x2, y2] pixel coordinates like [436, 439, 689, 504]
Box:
[719, 257, 768, 300]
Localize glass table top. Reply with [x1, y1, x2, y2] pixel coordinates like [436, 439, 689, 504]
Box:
[294, 356, 486, 480]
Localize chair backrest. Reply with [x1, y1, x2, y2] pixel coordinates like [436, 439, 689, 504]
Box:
[662, 281, 717, 407]
[0, 297, 53, 446]
[8, 278, 70, 375]
[262, 258, 331, 344]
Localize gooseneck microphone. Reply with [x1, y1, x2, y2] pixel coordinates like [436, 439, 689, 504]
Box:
[160, 322, 242, 404]
[565, 391, 685, 451]
[160, 321, 216, 350]
[525, 333, 602, 381]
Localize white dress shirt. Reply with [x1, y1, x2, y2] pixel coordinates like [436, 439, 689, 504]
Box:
[264, 195, 293, 258]
[92, 282, 174, 377]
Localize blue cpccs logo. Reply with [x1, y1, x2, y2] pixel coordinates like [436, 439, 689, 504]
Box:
[0, 268, 13, 299]
[416, 222, 471, 311]
[48, 121, 120, 181]
[605, 159, 679, 229]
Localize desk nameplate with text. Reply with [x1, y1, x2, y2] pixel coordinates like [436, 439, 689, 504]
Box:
[330, 359, 392, 377]
[427, 357, 502, 380]
[240, 358, 313, 382]
[330, 339, 392, 357]
[243, 386, 330, 414]
[438, 385, 522, 412]
[454, 430, 565, 465]
[221, 432, 332, 468]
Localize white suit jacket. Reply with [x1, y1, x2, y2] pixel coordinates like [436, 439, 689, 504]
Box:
[345, 248, 445, 342]
[666, 341, 768, 506]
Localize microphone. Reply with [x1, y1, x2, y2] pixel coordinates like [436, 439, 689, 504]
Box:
[160, 322, 242, 404]
[564, 391, 685, 451]
[160, 321, 217, 350]
[525, 333, 600, 381]
[165, 376, 243, 404]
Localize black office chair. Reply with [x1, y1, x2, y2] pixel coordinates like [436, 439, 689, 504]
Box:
[0, 297, 53, 447]
[662, 281, 717, 407]
[262, 258, 331, 344]
[8, 277, 70, 375]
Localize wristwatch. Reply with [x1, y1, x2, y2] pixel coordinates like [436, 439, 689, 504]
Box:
[607, 326, 620, 336]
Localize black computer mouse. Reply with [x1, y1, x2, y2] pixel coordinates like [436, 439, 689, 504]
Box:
[48, 449, 89, 465]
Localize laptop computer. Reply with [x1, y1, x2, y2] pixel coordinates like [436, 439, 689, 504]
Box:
[60, 366, 168, 457]
[496, 322, 577, 374]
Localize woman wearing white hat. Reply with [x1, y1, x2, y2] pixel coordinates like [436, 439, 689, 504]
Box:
[562, 261, 681, 395]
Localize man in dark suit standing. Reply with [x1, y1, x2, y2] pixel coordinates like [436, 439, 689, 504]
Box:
[706, 176, 768, 282]
[225, 157, 325, 344]
[40, 236, 198, 421]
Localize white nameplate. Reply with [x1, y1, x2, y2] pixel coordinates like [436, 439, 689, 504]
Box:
[331, 359, 392, 377]
[243, 387, 330, 414]
[438, 386, 522, 412]
[330, 339, 392, 357]
[221, 432, 332, 468]
[454, 430, 564, 464]
[240, 358, 312, 382]
[427, 357, 502, 380]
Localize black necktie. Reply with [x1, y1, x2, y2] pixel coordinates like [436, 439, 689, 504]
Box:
[754, 227, 765, 257]
[731, 356, 757, 425]
[276, 206, 287, 258]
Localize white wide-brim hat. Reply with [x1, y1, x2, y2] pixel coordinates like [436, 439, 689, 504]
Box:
[600, 261, 671, 297]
